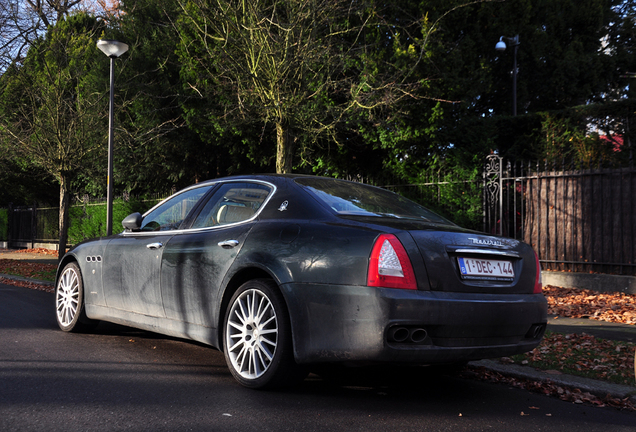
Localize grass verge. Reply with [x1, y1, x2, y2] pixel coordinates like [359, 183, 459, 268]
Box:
[504, 331, 635, 387]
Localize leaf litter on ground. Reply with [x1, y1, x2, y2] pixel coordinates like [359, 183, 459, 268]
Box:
[0, 259, 57, 283]
[544, 285, 636, 325]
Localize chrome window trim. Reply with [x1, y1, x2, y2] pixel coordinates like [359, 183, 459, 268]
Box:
[141, 182, 218, 219]
[121, 179, 277, 237]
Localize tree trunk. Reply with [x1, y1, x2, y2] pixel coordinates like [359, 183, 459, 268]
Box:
[276, 122, 294, 174]
[58, 176, 71, 261]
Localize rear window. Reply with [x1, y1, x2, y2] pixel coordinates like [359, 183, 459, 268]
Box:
[295, 178, 452, 224]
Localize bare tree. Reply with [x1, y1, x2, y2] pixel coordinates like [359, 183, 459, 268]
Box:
[175, 0, 482, 174]
[0, 0, 118, 74]
[175, 0, 426, 173]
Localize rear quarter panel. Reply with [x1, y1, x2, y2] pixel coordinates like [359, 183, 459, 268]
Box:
[233, 220, 377, 286]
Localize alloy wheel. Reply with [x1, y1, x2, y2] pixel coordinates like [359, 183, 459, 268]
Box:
[225, 288, 279, 379]
[56, 266, 79, 327]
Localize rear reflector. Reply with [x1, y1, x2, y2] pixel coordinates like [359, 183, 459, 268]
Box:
[368, 234, 417, 290]
[533, 250, 543, 294]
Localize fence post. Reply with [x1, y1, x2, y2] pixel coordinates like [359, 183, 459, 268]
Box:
[484, 155, 503, 235]
[31, 201, 37, 249]
[7, 203, 13, 249]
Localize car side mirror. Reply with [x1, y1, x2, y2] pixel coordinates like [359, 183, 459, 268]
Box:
[122, 212, 143, 231]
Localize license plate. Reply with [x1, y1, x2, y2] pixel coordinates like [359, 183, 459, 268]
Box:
[457, 257, 514, 280]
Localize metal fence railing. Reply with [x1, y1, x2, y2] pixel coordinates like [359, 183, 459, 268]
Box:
[484, 155, 636, 276]
[2, 194, 168, 248]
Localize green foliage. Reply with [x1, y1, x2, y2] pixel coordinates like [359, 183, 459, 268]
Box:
[0, 156, 58, 206]
[175, 0, 352, 173]
[385, 155, 484, 230]
[1, 0, 634, 226]
[112, 0, 220, 194]
[360, 0, 630, 177]
[541, 115, 609, 167]
[0, 12, 110, 253]
[0, 208, 7, 241]
[0, 13, 108, 172]
[67, 198, 162, 244]
[37, 208, 61, 242]
[174, 0, 449, 174]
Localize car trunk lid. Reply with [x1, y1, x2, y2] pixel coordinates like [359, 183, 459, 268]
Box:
[402, 229, 537, 294]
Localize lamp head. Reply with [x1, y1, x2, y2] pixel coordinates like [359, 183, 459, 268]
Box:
[97, 39, 129, 58]
[495, 37, 507, 52]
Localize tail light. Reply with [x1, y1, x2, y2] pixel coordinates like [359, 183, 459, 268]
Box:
[533, 250, 543, 294]
[367, 234, 417, 290]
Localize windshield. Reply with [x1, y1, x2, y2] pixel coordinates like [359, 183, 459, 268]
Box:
[295, 177, 453, 224]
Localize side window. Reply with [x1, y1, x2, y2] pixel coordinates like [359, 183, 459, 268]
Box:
[191, 182, 271, 229]
[141, 185, 212, 231]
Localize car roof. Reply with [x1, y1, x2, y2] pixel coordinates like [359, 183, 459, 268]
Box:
[195, 173, 379, 188]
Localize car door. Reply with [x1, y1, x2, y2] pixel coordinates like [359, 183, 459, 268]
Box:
[102, 184, 213, 316]
[160, 181, 274, 328]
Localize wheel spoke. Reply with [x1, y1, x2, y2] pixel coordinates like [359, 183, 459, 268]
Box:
[235, 302, 248, 324]
[259, 315, 275, 329]
[254, 348, 265, 375]
[228, 320, 243, 332]
[256, 300, 270, 322]
[256, 342, 274, 361]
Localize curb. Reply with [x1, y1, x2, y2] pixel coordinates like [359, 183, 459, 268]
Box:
[0, 273, 54, 287]
[470, 359, 636, 405]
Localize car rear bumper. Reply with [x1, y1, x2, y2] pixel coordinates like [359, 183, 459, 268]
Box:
[281, 283, 547, 365]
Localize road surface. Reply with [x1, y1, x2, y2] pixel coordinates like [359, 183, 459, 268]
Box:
[1, 283, 634, 431]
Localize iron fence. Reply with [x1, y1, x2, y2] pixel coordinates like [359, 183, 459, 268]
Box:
[484, 155, 636, 276]
[2, 194, 168, 248]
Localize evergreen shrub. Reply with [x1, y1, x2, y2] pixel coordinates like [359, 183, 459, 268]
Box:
[0, 208, 7, 241]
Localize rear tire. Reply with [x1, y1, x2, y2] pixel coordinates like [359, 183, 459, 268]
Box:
[55, 262, 97, 332]
[223, 279, 306, 389]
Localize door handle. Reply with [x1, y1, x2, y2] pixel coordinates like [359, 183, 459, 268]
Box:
[146, 242, 164, 250]
[218, 240, 239, 249]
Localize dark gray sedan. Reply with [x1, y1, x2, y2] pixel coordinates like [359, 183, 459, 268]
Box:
[55, 175, 547, 388]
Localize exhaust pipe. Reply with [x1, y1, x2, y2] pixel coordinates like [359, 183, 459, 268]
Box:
[389, 327, 410, 343]
[525, 324, 546, 339]
[409, 328, 428, 343]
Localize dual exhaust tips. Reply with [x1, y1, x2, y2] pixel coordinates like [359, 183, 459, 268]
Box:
[388, 326, 429, 344]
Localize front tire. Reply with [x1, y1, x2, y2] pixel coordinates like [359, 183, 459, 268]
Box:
[55, 262, 97, 332]
[223, 279, 305, 389]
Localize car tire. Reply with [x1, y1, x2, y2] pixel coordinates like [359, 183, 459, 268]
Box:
[55, 262, 97, 332]
[223, 279, 306, 389]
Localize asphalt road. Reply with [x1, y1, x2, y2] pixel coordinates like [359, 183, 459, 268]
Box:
[1, 283, 635, 432]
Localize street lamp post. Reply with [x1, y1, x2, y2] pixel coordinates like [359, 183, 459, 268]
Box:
[495, 34, 520, 116]
[97, 39, 128, 236]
